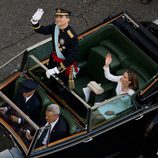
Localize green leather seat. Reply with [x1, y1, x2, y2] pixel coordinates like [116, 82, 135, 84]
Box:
[35, 87, 79, 134]
[86, 46, 120, 83]
[100, 40, 131, 67]
[74, 76, 91, 99]
[129, 65, 150, 89]
[13, 74, 26, 97]
[99, 40, 151, 90]
[74, 46, 120, 101]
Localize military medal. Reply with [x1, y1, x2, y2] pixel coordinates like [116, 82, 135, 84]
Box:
[60, 39, 65, 45]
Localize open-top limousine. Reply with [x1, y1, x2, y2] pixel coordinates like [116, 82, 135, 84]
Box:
[0, 12, 158, 158]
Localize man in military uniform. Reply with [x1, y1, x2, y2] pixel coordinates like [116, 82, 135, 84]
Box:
[31, 8, 79, 89]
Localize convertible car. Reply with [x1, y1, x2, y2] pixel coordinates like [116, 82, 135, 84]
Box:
[0, 12, 158, 158]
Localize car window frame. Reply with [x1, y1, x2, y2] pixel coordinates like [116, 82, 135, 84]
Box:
[88, 94, 138, 130]
[0, 72, 89, 157]
[0, 90, 39, 155]
[26, 55, 90, 128]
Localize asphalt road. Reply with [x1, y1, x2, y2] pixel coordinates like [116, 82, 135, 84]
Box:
[0, 0, 158, 67]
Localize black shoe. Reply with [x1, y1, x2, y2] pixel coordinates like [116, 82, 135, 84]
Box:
[141, 0, 151, 4]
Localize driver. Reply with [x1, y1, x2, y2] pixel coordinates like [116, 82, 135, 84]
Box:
[0, 79, 42, 125]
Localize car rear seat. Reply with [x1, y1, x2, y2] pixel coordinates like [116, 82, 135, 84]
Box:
[86, 46, 121, 83]
[99, 40, 131, 67]
[129, 65, 150, 89]
[74, 45, 121, 101]
[36, 87, 81, 134]
[99, 40, 150, 89]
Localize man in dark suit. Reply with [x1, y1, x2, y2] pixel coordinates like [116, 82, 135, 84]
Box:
[25, 104, 69, 147]
[0, 79, 42, 125]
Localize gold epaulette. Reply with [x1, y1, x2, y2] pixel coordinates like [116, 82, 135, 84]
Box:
[67, 30, 74, 38]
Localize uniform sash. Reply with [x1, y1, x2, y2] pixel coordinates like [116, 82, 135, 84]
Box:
[52, 53, 79, 76]
[54, 25, 65, 60]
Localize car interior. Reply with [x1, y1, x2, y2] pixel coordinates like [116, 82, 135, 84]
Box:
[24, 23, 158, 130]
[74, 23, 158, 103]
[0, 13, 158, 158]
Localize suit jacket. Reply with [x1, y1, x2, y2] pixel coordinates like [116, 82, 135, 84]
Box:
[40, 115, 69, 143]
[12, 89, 42, 124]
[25, 115, 69, 146]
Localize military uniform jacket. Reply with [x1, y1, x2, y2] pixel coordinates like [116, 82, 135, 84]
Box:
[32, 22, 79, 68]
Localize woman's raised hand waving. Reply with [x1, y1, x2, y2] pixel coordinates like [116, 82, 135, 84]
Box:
[105, 53, 112, 67]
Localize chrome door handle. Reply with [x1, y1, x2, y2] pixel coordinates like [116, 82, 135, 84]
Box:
[83, 137, 93, 143]
[135, 115, 144, 120]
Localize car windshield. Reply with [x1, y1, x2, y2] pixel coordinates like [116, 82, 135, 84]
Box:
[91, 94, 136, 128]
[0, 91, 39, 154]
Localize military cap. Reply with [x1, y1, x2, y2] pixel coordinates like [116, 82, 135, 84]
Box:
[21, 79, 38, 92]
[55, 8, 71, 16]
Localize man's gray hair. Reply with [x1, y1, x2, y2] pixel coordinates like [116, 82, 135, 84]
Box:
[46, 104, 60, 115]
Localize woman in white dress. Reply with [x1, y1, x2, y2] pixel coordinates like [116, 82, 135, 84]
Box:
[104, 53, 138, 96]
[83, 53, 138, 103]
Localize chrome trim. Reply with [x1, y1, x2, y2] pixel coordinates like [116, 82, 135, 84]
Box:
[83, 137, 93, 143]
[0, 91, 39, 130]
[123, 13, 139, 28]
[27, 37, 52, 51]
[28, 55, 90, 110]
[0, 50, 25, 69]
[91, 94, 130, 110]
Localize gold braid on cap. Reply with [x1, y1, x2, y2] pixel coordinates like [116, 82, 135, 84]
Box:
[55, 8, 70, 16]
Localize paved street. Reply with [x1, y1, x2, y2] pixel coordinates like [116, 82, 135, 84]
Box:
[0, 0, 158, 66]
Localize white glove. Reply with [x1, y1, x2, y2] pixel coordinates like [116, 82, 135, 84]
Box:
[46, 67, 60, 78]
[31, 8, 44, 24]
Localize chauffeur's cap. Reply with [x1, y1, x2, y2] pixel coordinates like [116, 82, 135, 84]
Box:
[55, 8, 71, 16]
[21, 79, 38, 92]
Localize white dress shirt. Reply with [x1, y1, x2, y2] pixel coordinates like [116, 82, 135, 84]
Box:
[25, 93, 33, 103]
[42, 118, 59, 145]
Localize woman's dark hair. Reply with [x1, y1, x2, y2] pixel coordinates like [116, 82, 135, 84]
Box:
[126, 70, 139, 91]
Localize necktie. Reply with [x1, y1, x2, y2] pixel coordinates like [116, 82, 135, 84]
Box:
[36, 123, 51, 147]
[23, 97, 26, 103]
